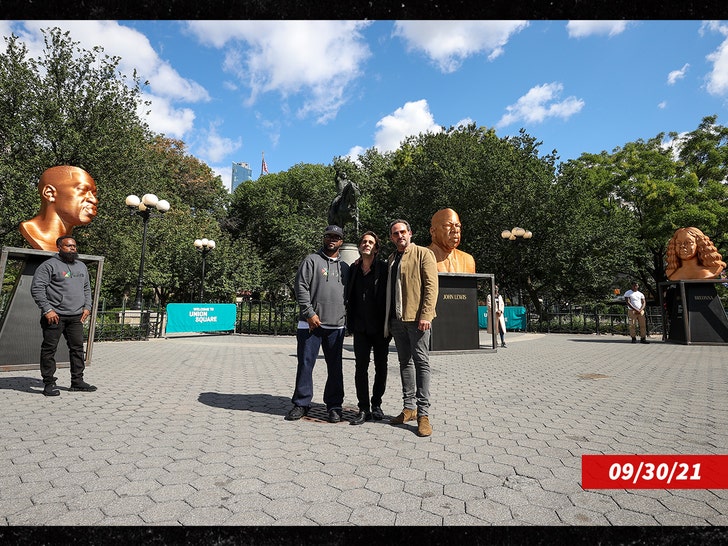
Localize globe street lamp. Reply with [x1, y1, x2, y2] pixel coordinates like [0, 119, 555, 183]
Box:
[194, 238, 216, 302]
[501, 226, 533, 311]
[126, 193, 170, 310]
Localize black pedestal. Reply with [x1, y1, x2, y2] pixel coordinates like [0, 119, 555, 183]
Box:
[431, 273, 491, 351]
[660, 280, 728, 345]
[0, 247, 104, 370]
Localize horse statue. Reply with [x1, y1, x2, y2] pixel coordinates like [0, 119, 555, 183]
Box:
[327, 170, 360, 237]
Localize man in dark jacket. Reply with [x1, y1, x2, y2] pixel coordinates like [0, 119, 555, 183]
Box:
[286, 225, 350, 423]
[346, 231, 391, 425]
[30, 235, 97, 396]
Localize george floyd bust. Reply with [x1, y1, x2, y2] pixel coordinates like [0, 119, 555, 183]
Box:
[19, 166, 98, 251]
[426, 208, 476, 273]
[665, 226, 725, 281]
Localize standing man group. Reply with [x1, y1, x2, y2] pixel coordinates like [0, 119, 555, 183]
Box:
[30, 235, 97, 396]
[624, 281, 649, 344]
[286, 219, 439, 437]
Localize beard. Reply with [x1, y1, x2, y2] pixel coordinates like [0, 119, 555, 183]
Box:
[59, 249, 78, 263]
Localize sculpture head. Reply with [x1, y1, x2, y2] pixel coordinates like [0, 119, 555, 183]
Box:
[430, 208, 462, 252]
[19, 166, 98, 251]
[665, 226, 725, 280]
[39, 166, 98, 226]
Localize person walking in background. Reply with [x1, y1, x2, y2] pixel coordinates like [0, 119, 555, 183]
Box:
[487, 285, 507, 348]
[346, 231, 391, 425]
[286, 225, 350, 423]
[385, 219, 439, 437]
[30, 235, 97, 396]
[623, 281, 649, 344]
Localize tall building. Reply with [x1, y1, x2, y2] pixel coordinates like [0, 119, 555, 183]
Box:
[231, 161, 253, 192]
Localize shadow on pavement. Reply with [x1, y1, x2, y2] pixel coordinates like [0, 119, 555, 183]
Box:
[197, 392, 402, 427]
[0, 376, 45, 394]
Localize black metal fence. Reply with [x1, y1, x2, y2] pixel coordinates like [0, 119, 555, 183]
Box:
[87, 299, 671, 341]
[529, 304, 664, 337]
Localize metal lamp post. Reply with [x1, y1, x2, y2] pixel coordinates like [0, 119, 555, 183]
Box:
[126, 193, 170, 310]
[193, 238, 216, 302]
[501, 226, 533, 311]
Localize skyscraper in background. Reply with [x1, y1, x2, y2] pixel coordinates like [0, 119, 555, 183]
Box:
[231, 162, 253, 192]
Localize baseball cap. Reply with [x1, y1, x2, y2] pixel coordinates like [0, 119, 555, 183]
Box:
[324, 225, 344, 238]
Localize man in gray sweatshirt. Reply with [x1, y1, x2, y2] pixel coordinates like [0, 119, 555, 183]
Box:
[30, 235, 96, 396]
[285, 225, 349, 424]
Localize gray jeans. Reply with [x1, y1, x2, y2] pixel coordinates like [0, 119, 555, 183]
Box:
[390, 318, 431, 416]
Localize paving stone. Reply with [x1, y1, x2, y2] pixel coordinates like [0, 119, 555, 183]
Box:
[1, 332, 726, 527]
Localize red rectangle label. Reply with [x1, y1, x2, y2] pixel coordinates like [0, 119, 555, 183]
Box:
[582, 455, 728, 489]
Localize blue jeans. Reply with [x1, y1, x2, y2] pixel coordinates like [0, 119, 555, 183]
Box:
[292, 327, 345, 411]
[40, 314, 86, 385]
[390, 319, 431, 417]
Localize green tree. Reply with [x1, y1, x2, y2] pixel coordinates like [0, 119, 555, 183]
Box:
[228, 163, 336, 296]
[573, 116, 728, 298]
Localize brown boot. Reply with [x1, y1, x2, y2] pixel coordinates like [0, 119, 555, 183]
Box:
[389, 408, 417, 424]
[417, 416, 432, 437]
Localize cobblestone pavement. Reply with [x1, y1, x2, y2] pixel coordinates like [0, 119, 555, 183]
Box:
[1, 331, 727, 531]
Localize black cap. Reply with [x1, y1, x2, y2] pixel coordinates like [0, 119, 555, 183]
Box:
[324, 225, 344, 238]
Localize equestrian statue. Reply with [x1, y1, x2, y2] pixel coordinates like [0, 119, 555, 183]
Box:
[327, 170, 360, 237]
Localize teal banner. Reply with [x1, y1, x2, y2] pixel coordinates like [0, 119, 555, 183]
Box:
[165, 303, 237, 334]
[478, 306, 527, 331]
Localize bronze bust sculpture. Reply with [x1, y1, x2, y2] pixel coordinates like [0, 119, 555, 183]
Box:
[19, 166, 98, 251]
[665, 226, 725, 280]
[427, 208, 476, 273]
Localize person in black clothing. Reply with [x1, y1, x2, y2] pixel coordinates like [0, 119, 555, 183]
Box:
[346, 231, 391, 425]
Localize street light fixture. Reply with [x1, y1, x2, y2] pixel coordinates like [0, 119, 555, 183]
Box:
[126, 193, 170, 310]
[501, 226, 533, 312]
[193, 238, 216, 302]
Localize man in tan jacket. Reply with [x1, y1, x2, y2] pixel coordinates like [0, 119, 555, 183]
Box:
[385, 219, 439, 436]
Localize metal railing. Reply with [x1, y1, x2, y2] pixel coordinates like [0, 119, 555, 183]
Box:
[87, 300, 675, 341]
[530, 305, 664, 337]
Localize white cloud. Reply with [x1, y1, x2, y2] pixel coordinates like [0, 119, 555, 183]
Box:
[346, 99, 442, 160]
[702, 21, 728, 96]
[658, 101, 668, 109]
[496, 83, 584, 128]
[393, 20, 529, 73]
[566, 21, 632, 39]
[211, 165, 232, 192]
[667, 64, 689, 85]
[198, 122, 242, 164]
[374, 99, 442, 153]
[4, 21, 209, 139]
[186, 20, 372, 123]
[140, 93, 196, 138]
[346, 145, 366, 163]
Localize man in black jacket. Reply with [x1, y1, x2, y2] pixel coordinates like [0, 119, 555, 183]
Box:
[346, 231, 391, 425]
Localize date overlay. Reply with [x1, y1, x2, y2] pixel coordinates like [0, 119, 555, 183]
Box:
[582, 455, 728, 489]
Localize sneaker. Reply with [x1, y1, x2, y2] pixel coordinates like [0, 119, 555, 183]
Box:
[501, 342, 507, 348]
[417, 416, 432, 437]
[43, 383, 60, 397]
[389, 408, 417, 425]
[328, 409, 342, 423]
[640, 338, 650, 344]
[349, 410, 371, 425]
[284, 405, 309, 421]
[69, 381, 97, 392]
[371, 406, 384, 421]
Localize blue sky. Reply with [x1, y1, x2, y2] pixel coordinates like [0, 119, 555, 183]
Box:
[3, 20, 728, 191]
